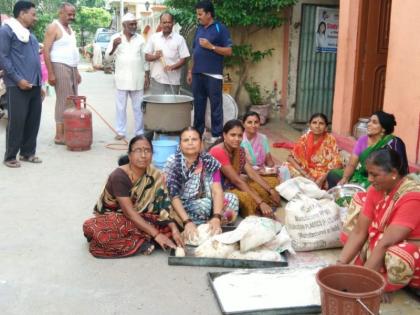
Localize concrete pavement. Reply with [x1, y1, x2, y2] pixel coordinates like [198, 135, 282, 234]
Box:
[0, 70, 223, 315]
[1, 69, 419, 315]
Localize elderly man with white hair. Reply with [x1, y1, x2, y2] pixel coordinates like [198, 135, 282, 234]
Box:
[105, 13, 149, 140]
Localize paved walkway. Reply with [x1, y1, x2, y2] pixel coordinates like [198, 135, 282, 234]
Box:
[0, 70, 418, 314]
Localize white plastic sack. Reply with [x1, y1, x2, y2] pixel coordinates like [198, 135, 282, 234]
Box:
[214, 216, 279, 253]
[262, 227, 296, 255]
[183, 223, 212, 246]
[195, 238, 238, 258]
[285, 193, 342, 251]
[276, 176, 331, 201]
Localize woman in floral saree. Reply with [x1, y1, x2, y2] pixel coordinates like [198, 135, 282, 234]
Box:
[338, 149, 420, 295]
[285, 113, 342, 187]
[164, 127, 239, 241]
[328, 111, 408, 189]
[83, 136, 183, 258]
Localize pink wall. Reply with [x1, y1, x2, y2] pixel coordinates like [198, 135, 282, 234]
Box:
[383, 0, 420, 163]
[331, 0, 361, 136]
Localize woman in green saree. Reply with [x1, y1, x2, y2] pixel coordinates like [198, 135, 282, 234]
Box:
[327, 111, 408, 188]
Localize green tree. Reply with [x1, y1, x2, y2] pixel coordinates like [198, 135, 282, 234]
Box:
[1, 1, 110, 44]
[0, 0, 15, 18]
[165, 0, 296, 101]
[75, 6, 111, 45]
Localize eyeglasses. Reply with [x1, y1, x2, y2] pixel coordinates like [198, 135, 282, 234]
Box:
[131, 148, 152, 155]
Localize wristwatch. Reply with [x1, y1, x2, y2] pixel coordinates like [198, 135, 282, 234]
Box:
[211, 45, 216, 51]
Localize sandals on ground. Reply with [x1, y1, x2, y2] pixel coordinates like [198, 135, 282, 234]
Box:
[3, 159, 21, 168]
[20, 155, 42, 163]
[54, 139, 66, 145]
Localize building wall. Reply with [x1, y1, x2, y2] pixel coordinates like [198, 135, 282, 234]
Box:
[286, 0, 339, 123]
[229, 27, 284, 114]
[382, 0, 420, 163]
[332, 0, 420, 164]
[331, 0, 360, 136]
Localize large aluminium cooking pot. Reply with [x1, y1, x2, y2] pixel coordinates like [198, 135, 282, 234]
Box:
[142, 95, 193, 132]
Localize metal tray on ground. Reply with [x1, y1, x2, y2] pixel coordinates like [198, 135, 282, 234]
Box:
[168, 225, 288, 268]
[168, 246, 288, 268]
[208, 268, 323, 315]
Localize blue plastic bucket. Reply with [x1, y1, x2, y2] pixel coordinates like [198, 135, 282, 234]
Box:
[157, 133, 180, 143]
[152, 140, 178, 169]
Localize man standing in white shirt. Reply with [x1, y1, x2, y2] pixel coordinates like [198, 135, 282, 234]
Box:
[105, 13, 149, 140]
[144, 13, 190, 95]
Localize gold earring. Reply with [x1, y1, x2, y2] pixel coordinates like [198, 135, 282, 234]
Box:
[392, 176, 396, 180]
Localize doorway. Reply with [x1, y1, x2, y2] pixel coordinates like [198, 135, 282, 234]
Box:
[352, 0, 392, 125]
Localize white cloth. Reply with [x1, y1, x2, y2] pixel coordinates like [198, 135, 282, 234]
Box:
[4, 18, 29, 43]
[144, 31, 190, 85]
[122, 13, 136, 23]
[115, 89, 144, 136]
[106, 33, 149, 91]
[50, 20, 79, 67]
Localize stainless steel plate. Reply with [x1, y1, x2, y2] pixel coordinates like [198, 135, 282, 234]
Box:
[327, 184, 366, 200]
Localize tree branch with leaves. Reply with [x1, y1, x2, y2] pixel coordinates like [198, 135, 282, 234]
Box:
[166, 0, 296, 102]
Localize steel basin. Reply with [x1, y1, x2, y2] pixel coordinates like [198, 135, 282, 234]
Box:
[142, 95, 193, 132]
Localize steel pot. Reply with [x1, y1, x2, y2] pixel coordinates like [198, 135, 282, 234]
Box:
[142, 95, 193, 132]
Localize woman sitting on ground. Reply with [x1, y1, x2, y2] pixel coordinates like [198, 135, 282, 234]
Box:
[328, 111, 408, 188]
[338, 148, 420, 295]
[285, 113, 342, 187]
[209, 119, 281, 218]
[164, 127, 239, 240]
[241, 111, 275, 170]
[83, 135, 183, 258]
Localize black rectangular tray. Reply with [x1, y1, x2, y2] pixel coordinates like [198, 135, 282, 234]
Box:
[208, 271, 321, 315]
[168, 225, 288, 268]
[168, 246, 288, 268]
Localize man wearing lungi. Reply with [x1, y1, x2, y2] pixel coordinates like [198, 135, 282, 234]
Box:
[43, 2, 81, 145]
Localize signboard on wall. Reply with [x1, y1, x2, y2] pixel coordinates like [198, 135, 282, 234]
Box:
[315, 7, 339, 53]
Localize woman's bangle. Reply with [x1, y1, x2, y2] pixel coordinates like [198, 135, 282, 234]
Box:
[211, 213, 222, 221]
[183, 218, 193, 226]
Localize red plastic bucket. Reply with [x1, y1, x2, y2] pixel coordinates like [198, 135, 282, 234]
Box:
[316, 265, 386, 315]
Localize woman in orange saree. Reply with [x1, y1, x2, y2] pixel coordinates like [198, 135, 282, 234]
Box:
[285, 113, 342, 187]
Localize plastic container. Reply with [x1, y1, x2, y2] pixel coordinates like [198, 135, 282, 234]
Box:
[152, 140, 178, 169]
[316, 265, 385, 315]
[156, 133, 180, 143]
[353, 117, 369, 139]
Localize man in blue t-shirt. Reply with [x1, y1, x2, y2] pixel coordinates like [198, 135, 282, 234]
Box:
[187, 0, 232, 140]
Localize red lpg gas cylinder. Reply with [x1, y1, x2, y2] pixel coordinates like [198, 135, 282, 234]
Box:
[63, 96, 92, 151]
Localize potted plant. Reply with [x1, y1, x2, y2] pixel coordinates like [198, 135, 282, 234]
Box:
[244, 80, 271, 125]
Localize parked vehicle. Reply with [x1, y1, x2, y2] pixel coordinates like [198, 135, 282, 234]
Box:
[94, 28, 116, 56]
[0, 70, 7, 119]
